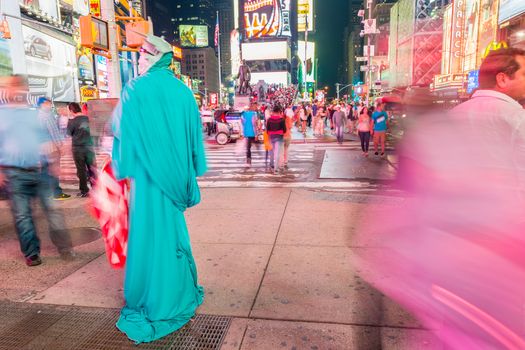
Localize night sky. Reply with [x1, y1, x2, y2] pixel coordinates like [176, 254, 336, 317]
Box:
[315, 0, 350, 97]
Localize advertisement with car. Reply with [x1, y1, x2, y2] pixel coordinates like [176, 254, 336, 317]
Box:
[22, 25, 80, 102]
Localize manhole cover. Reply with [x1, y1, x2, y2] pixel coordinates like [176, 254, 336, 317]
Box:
[0, 301, 231, 350]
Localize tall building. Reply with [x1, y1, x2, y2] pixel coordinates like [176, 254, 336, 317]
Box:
[388, 0, 451, 88]
[217, 0, 235, 82]
[145, 0, 215, 45]
[346, 0, 364, 85]
[182, 47, 220, 94]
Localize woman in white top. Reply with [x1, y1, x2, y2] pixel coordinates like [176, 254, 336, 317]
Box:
[357, 107, 373, 156]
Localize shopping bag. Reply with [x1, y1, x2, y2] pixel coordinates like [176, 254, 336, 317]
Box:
[89, 159, 129, 269]
[263, 132, 273, 151]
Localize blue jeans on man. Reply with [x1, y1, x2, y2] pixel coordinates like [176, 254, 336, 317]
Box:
[3, 168, 72, 258]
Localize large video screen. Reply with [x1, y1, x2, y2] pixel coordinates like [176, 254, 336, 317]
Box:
[179, 25, 209, 48]
[21, 0, 60, 19]
[244, 0, 292, 39]
[242, 41, 290, 61]
[0, 38, 13, 76]
[22, 25, 79, 102]
[499, 0, 525, 23]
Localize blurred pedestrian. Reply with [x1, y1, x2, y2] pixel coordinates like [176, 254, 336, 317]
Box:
[67, 102, 96, 197]
[37, 97, 71, 200]
[333, 105, 347, 144]
[111, 35, 207, 344]
[266, 104, 287, 174]
[299, 105, 307, 134]
[357, 47, 525, 350]
[372, 101, 388, 157]
[357, 106, 372, 156]
[282, 105, 294, 169]
[241, 103, 259, 166]
[0, 75, 74, 266]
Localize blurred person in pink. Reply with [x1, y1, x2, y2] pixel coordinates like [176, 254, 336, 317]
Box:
[356, 48, 525, 349]
[282, 105, 294, 169]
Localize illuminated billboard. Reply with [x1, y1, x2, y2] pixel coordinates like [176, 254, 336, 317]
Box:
[477, 0, 499, 67]
[242, 41, 290, 61]
[179, 25, 209, 48]
[297, 40, 315, 82]
[441, 4, 452, 74]
[499, 0, 525, 24]
[463, 0, 481, 72]
[451, 0, 467, 73]
[297, 0, 314, 32]
[22, 25, 79, 102]
[0, 38, 13, 76]
[250, 71, 290, 85]
[244, 0, 292, 39]
[22, 0, 60, 20]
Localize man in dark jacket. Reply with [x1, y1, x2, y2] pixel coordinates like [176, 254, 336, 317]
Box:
[67, 102, 96, 197]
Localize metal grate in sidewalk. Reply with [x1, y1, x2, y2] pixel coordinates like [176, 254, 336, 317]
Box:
[0, 301, 231, 350]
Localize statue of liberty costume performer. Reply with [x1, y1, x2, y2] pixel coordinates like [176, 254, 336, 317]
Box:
[111, 34, 207, 344]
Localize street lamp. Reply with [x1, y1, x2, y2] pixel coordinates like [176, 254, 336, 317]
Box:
[335, 83, 353, 101]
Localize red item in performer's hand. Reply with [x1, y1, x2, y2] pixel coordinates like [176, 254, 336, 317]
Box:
[90, 160, 129, 269]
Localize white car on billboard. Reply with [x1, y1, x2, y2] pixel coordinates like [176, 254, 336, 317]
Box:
[24, 35, 52, 61]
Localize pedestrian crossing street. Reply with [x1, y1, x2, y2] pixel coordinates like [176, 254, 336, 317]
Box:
[58, 140, 389, 191]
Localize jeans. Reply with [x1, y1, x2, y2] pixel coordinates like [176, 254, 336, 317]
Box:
[3, 168, 72, 258]
[335, 125, 344, 143]
[359, 131, 371, 152]
[245, 137, 256, 159]
[269, 134, 284, 171]
[42, 160, 64, 197]
[73, 147, 97, 194]
[282, 137, 291, 166]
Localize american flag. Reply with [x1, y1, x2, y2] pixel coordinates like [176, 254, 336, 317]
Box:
[214, 13, 220, 47]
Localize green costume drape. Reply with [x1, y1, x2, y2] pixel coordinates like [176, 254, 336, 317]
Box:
[112, 53, 207, 344]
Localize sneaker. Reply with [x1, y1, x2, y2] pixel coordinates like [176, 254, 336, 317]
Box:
[380, 152, 385, 157]
[60, 250, 76, 261]
[25, 254, 42, 267]
[77, 192, 89, 198]
[375, 152, 379, 156]
[273, 170, 279, 175]
[54, 193, 71, 200]
[365, 152, 369, 157]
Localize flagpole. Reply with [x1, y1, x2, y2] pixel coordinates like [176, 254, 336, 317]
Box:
[216, 11, 223, 106]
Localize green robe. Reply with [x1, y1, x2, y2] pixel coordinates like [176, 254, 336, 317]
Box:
[112, 53, 207, 344]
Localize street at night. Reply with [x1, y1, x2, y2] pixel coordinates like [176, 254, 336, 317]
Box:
[0, 0, 525, 349]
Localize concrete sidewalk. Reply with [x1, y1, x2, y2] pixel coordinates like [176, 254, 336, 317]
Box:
[0, 188, 439, 349]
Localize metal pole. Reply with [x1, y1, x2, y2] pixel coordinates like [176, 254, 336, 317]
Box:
[365, 0, 373, 106]
[304, 10, 308, 99]
[130, 0, 138, 78]
[101, 0, 122, 98]
[216, 11, 222, 105]
[336, 83, 340, 100]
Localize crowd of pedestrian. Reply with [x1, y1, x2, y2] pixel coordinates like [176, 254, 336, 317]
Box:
[237, 96, 391, 175]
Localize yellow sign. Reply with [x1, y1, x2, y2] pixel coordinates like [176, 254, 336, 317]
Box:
[90, 0, 101, 17]
[80, 85, 99, 102]
[482, 41, 508, 60]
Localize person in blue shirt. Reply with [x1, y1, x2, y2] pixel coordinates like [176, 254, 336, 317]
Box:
[0, 75, 74, 267]
[241, 103, 259, 166]
[371, 101, 389, 157]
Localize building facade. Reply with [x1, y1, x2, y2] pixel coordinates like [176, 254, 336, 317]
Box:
[182, 47, 220, 94]
[217, 0, 235, 82]
[145, 0, 215, 46]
